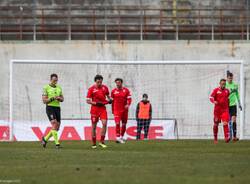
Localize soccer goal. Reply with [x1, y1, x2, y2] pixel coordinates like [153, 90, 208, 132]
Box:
[8, 60, 245, 141]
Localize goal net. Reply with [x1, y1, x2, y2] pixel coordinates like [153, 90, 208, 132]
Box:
[7, 60, 245, 141]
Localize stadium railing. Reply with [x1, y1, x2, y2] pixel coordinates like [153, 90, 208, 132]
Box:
[0, 3, 249, 40]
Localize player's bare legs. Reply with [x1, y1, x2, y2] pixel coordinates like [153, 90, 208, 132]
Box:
[213, 120, 229, 144]
[213, 119, 219, 144]
[120, 120, 127, 143]
[114, 115, 121, 143]
[222, 121, 230, 143]
[120, 110, 128, 143]
[100, 119, 107, 142]
[91, 116, 98, 149]
[99, 119, 107, 148]
[91, 124, 96, 138]
[91, 116, 108, 149]
[115, 121, 122, 143]
[114, 115, 126, 143]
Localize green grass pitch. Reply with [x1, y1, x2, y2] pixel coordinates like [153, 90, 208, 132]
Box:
[0, 140, 250, 184]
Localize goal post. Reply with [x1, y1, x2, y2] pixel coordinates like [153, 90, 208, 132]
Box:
[8, 59, 245, 141]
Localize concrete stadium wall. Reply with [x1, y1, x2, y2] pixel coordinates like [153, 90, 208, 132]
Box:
[0, 40, 249, 139]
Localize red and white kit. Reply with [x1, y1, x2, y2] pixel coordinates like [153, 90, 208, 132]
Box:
[87, 84, 110, 123]
[111, 87, 132, 138]
[210, 87, 230, 122]
[209, 87, 230, 142]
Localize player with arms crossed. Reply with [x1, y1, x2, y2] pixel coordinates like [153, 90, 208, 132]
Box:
[41, 74, 64, 149]
[226, 71, 242, 141]
[209, 79, 230, 144]
[86, 75, 112, 149]
[111, 78, 132, 143]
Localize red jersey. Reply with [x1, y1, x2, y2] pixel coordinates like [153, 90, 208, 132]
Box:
[111, 87, 132, 113]
[209, 87, 230, 111]
[87, 84, 109, 112]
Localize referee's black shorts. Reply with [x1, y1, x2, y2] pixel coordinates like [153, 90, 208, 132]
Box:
[46, 106, 61, 123]
[229, 105, 237, 117]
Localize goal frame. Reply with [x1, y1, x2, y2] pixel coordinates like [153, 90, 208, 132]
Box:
[9, 59, 245, 141]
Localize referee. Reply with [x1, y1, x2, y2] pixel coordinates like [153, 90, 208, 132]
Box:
[136, 94, 152, 140]
[41, 74, 64, 148]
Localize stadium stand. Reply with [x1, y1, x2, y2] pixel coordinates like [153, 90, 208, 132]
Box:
[0, 0, 249, 40]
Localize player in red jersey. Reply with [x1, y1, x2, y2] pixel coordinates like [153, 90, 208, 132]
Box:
[111, 78, 132, 143]
[209, 78, 230, 144]
[86, 74, 112, 149]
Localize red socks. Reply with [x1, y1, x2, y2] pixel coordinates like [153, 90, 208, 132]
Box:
[121, 123, 126, 137]
[213, 123, 229, 142]
[116, 122, 127, 137]
[100, 135, 105, 143]
[213, 124, 218, 141]
[115, 123, 120, 138]
[92, 135, 105, 144]
[223, 124, 229, 141]
[92, 136, 96, 145]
